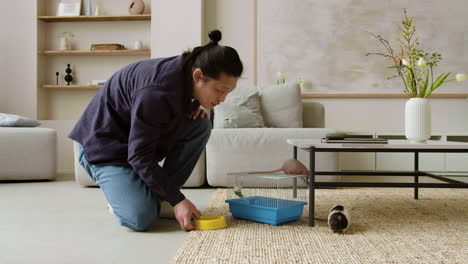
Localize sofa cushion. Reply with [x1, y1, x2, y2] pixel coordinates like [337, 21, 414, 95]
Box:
[258, 83, 303, 128]
[214, 89, 265, 128]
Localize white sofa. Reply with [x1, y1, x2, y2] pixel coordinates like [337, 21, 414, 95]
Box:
[74, 101, 337, 187]
[206, 101, 338, 186]
[0, 127, 57, 180]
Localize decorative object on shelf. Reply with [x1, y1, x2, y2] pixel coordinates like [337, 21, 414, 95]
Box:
[57, 0, 82, 16]
[84, 0, 93, 16]
[56, 72, 59, 85]
[64, 64, 73, 85]
[366, 9, 467, 143]
[57, 32, 74, 51]
[88, 80, 107, 85]
[94, 0, 102, 16]
[133, 40, 143, 50]
[128, 0, 145, 15]
[90, 43, 126, 51]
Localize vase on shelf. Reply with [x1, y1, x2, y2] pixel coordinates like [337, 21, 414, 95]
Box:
[133, 40, 143, 49]
[128, 0, 145, 15]
[57, 32, 74, 51]
[94, 0, 102, 16]
[59, 37, 71, 51]
[405, 98, 431, 143]
[85, 0, 93, 16]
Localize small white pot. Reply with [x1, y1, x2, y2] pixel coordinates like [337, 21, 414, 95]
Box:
[405, 98, 431, 143]
[133, 40, 143, 50]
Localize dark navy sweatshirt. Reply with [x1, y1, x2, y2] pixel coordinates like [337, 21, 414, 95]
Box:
[69, 55, 199, 206]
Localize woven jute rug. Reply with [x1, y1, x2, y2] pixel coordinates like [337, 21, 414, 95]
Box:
[171, 188, 468, 264]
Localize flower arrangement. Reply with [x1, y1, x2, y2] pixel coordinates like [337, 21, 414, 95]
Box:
[298, 76, 304, 88]
[276, 72, 305, 88]
[276, 72, 286, 84]
[366, 9, 466, 97]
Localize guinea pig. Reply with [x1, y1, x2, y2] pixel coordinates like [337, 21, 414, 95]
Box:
[328, 205, 350, 233]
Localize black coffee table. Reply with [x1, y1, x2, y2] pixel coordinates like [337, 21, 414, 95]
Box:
[287, 139, 468, 226]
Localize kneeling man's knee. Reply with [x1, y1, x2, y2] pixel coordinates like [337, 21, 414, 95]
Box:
[116, 206, 159, 232]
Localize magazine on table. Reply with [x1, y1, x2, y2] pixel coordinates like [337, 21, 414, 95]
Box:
[321, 137, 388, 144]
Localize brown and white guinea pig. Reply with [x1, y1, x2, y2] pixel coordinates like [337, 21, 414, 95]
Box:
[328, 205, 350, 233]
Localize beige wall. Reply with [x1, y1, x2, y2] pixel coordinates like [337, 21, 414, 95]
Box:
[1, 0, 37, 117]
[307, 98, 468, 132]
[204, 0, 256, 87]
[0, 18, 6, 112]
[257, 0, 468, 95]
[151, 0, 203, 58]
[254, 0, 468, 132]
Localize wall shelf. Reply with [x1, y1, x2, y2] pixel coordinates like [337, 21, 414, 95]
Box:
[40, 85, 101, 89]
[38, 49, 150, 56]
[37, 14, 151, 22]
[36, 0, 151, 120]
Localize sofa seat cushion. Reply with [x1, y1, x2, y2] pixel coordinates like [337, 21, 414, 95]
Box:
[0, 127, 56, 180]
[206, 128, 338, 187]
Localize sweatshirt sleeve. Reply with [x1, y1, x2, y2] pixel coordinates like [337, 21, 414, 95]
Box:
[127, 86, 185, 206]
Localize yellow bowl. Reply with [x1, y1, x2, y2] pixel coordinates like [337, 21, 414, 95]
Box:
[194, 215, 227, 230]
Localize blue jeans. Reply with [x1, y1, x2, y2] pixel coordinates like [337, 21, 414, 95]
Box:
[77, 117, 211, 231]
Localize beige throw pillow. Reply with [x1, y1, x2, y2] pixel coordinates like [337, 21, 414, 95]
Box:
[258, 83, 303, 128]
[213, 90, 265, 128]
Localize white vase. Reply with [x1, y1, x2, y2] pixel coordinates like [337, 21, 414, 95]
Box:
[133, 40, 143, 49]
[405, 98, 431, 143]
[59, 37, 71, 51]
[85, 0, 93, 16]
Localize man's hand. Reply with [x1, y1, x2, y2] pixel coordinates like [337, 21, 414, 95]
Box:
[187, 107, 208, 120]
[173, 199, 200, 231]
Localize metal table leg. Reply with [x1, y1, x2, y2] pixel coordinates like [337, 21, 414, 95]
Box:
[293, 146, 298, 198]
[414, 151, 419, 200]
[309, 146, 315, 226]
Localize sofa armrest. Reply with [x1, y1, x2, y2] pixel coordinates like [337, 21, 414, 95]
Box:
[0, 128, 56, 180]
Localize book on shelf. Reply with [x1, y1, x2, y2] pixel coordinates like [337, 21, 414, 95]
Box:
[91, 43, 127, 51]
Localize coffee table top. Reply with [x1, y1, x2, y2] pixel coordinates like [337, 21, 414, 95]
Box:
[286, 139, 468, 150]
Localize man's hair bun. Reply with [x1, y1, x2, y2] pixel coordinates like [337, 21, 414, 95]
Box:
[208, 30, 222, 45]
